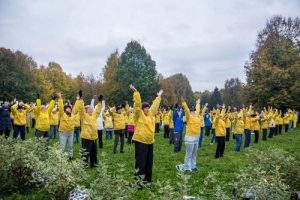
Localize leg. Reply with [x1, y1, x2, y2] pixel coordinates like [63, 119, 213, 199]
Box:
[90, 140, 98, 167]
[254, 130, 259, 143]
[184, 142, 193, 170]
[215, 137, 221, 158]
[99, 130, 103, 148]
[120, 130, 125, 152]
[82, 139, 92, 167]
[145, 144, 153, 183]
[5, 129, 10, 138]
[226, 128, 230, 141]
[13, 125, 19, 141]
[20, 126, 25, 140]
[135, 142, 147, 182]
[174, 134, 180, 152]
[191, 142, 199, 169]
[279, 125, 282, 134]
[220, 137, 225, 157]
[169, 128, 174, 144]
[198, 128, 204, 148]
[210, 129, 215, 144]
[67, 133, 74, 158]
[113, 132, 119, 153]
[59, 133, 67, 154]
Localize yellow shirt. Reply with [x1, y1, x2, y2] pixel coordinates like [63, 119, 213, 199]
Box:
[214, 110, 226, 137]
[110, 109, 126, 130]
[132, 91, 161, 144]
[162, 110, 170, 125]
[73, 113, 81, 128]
[250, 116, 260, 131]
[50, 110, 59, 126]
[235, 119, 244, 134]
[168, 110, 174, 129]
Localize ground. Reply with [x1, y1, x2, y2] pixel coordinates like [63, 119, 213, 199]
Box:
[6, 127, 300, 199]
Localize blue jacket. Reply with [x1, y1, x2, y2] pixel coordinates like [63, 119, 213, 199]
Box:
[0, 105, 11, 130]
[173, 108, 185, 134]
[204, 113, 212, 127]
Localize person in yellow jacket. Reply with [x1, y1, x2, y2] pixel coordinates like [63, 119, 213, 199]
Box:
[198, 102, 207, 148]
[130, 84, 162, 184]
[73, 90, 102, 168]
[34, 94, 55, 139]
[176, 98, 202, 172]
[168, 108, 174, 144]
[214, 105, 226, 159]
[293, 110, 298, 129]
[103, 111, 113, 140]
[283, 111, 290, 132]
[155, 109, 161, 133]
[250, 112, 260, 143]
[57, 92, 76, 160]
[243, 105, 253, 148]
[49, 106, 59, 139]
[73, 113, 81, 144]
[109, 104, 127, 154]
[260, 111, 269, 141]
[126, 106, 135, 144]
[11, 99, 31, 141]
[225, 107, 232, 141]
[162, 107, 170, 138]
[233, 111, 244, 152]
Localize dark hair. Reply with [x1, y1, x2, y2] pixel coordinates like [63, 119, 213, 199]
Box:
[64, 105, 72, 111]
[116, 105, 123, 111]
[142, 102, 150, 110]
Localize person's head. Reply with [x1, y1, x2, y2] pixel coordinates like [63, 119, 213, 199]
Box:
[17, 105, 24, 111]
[85, 105, 93, 115]
[190, 107, 196, 116]
[142, 102, 150, 116]
[41, 105, 47, 111]
[129, 107, 134, 113]
[116, 105, 123, 114]
[64, 105, 72, 114]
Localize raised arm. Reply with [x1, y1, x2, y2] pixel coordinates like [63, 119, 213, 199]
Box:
[181, 97, 190, 122]
[130, 84, 142, 121]
[73, 90, 85, 117]
[150, 89, 163, 116]
[47, 95, 56, 116]
[93, 95, 103, 118]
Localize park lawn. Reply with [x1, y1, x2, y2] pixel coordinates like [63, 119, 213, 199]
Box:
[6, 127, 300, 199]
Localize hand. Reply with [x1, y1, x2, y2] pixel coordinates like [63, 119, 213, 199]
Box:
[157, 89, 163, 97]
[78, 90, 83, 98]
[37, 93, 40, 99]
[205, 103, 208, 106]
[196, 99, 200, 104]
[222, 104, 226, 109]
[98, 95, 103, 101]
[129, 84, 136, 92]
[52, 94, 57, 100]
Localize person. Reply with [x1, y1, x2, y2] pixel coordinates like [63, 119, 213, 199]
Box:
[204, 110, 212, 136]
[57, 92, 75, 159]
[198, 103, 208, 148]
[93, 96, 105, 148]
[283, 111, 290, 132]
[233, 111, 244, 152]
[109, 104, 126, 154]
[268, 108, 276, 138]
[168, 108, 174, 144]
[214, 105, 226, 159]
[126, 106, 135, 144]
[260, 111, 269, 141]
[130, 84, 162, 184]
[11, 99, 31, 141]
[162, 107, 170, 138]
[173, 105, 185, 152]
[250, 112, 260, 143]
[293, 110, 298, 129]
[176, 98, 202, 172]
[278, 110, 283, 134]
[243, 105, 253, 148]
[210, 110, 216, 144]
[225, 107, 232, 141]
[34, 94, 55, 139]
[155, 109, 161, 133]
[0, 100, 11, 138]
[73, 113, 81, 144]
[103, 111, 113, 140]
[49, 106, 59, 139]
[73, 90, 102, 167]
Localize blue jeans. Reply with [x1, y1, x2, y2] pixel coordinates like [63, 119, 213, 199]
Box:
[106, 130, 113, 140]
[234, 134, 242, 152]
[74, 127, 80, 143]
[198, 127, 204, 148]
[60, 132, 74, 158]
[244, 129, 251, 148]
[210, 128, 215, 143]
[49, 125, 58, 139]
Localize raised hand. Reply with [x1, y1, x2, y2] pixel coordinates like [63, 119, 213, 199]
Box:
[129, 84, 136, 92]
[98, 95, 103, 101]
[157, 89, 163, 97]
[37, 93, 40, 99]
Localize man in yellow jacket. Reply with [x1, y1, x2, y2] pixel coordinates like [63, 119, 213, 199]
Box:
[73, 90, 102, 167]
[34, 94, 55, 139]
[214, 105, 226, 159]
[162, 108, 170, 138]
[49, 106, 59, 139]
[260, 111, 269, 141]
[233, 111, 244, 152]
[130, 84, 162, 184]
[11, 99, 31, 141]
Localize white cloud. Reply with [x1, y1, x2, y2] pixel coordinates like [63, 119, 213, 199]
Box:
[0, 0, 299, 91]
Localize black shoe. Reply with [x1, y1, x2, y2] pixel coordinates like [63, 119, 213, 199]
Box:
[120, 151, 124, 153]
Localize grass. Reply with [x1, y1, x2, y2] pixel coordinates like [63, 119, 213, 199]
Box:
[5, 127, 300, 199]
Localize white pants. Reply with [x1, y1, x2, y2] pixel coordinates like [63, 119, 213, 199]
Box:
[183, 135, 199, 171]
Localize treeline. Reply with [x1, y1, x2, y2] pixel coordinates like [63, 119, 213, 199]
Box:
[0, 15, 299, 110]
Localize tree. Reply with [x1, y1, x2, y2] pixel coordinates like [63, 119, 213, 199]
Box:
[210, 87, 223, 107]
[159, 76, 177, 106]
[112, 41, 159, 104]
[245, 16, 300, 110]
[221, 78, 244, 108]
[199, 90, 212, 105]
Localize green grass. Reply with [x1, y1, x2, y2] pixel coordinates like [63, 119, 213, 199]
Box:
[5, 127, 300, 199]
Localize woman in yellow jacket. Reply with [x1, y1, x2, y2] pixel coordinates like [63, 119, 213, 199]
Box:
[73, 90, 102, 168]
[11, 100, 31, 141]
[283, 111, 290, 132]
[176, 98, 202, 172]
[103, 111, 113, 140]
[260, 111, 269, 141]
[126, 106, 135, 144]
[214, 105, 226, 159]
[168, 108, 174, 144]
[250, 112, 260, 143]
[233, 111, 244, 152]
[243, 105, 253, 148]
[162, 108, 170, 138]
[130, 84, 162, 184]
[49, 106, 59, 139]
[155, 109, 161, 133]
[34, 94, 55, 139]
[225, 108, 232, 141]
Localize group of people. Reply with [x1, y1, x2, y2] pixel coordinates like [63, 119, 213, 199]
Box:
[0, 86, 299, 186]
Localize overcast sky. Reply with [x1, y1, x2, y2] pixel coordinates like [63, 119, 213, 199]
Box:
[0, 0, 299, 91]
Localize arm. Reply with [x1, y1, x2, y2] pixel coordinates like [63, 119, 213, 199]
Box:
[90, 98, 95, 111]
[182, 102, 190, 122]
[73, 99, 85, 117]
[201, 103, 208, 116]
[58, 98, 64, 117]
[149, 89, 163, 116]
[34, 98, 41, 117]
[133, 91, 142, 121]
[93, 101, 102, 118]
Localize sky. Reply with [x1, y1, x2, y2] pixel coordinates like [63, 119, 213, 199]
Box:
[0, 0, 299, 91]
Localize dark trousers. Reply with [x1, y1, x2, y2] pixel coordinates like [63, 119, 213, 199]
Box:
[0, 129, 10, 138]
[244, 129, 251, 148]
[205, 126, 211, 136]
[274, 125, 279, 136]
[127, 131, 134, 144]
[279, 125, 282, 134]
[13, 125, 26, 141]
[74, 127, 80, 143]
[284, 124, 289, 132]
[269, 127, 275, 138]
[225, 128, 230, 141]
[254, 130, 259, 143]
[135, 141, 153, 183]
[169, 128, 174, 144]
[262, 129, 268, 141]
[81, 139, 97, 167]
[31, 118, 36, 128]
[125, 125, 128, 138]
[163, 125, 169, 138]
[36, 130, 49, 138]
[97, 130, 103, 148]
[155, 123, 160, 133]
[174, 133, 182, 152]
[215, 136, 225, 159]
[106, 130, 113, 140]
[114, 129, 124, 153]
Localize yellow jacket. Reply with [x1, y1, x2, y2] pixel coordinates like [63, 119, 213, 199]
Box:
[155, 111, 161, 124]
[182, 102, 201, 136]
[132, 91, 161, 144]
[162, 110, 170, 125]
[261, 115, 269, 129]
[293, 113, 298, 128]
[73, 99, 102, 140]
[58, 98, 75, 133]
[103, 112, 113, 129]
[109, 108, 126, 130]
[127, 112, 135, 126]
[50, 110, 59, 126]
[250, 115, 260, 131]
[225, 113, 231, 128]
[214, 109, 226, 137]
[34, 99, 55, 131]
[168, 110, 174, 129]
[235, 117, 244, 134]
[73, 113, 81, 128]
[200, 105, 207, 128]
[283, 113, 290, 124]
[11, 103, 31, 126]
